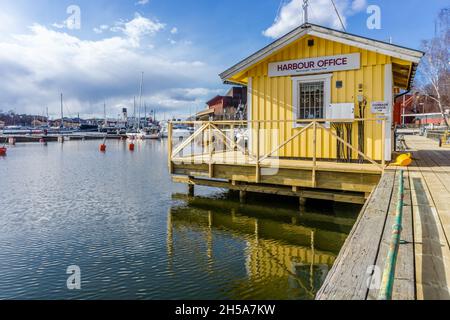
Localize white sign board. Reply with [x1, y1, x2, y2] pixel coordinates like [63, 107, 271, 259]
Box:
[328, 103, 355, 120]
[268, 53, 360, 77]
[371, 101, 390, 114]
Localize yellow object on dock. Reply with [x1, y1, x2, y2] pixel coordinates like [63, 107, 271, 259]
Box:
[392, 153, 412, 166]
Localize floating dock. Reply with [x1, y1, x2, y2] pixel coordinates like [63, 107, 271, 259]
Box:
[316, 135, 450, 300]
[0, 134, 126, 143]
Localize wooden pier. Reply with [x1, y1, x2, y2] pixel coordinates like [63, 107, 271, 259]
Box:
[316, 135, 450, 300]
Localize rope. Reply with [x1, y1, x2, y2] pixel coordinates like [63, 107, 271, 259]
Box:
[330, 0, 346, 32]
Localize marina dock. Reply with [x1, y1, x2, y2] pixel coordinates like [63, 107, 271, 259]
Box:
[0, 134, 126, 143]
[316, 135, 450, 300]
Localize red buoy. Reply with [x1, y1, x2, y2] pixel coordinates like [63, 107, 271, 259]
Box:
[0, 147, 7, 156]
[100, 144, 107, 152]
[129, 143, 135, 151]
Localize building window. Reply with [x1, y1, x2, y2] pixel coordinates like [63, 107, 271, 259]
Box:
[292, 74, 332, 127]
[298, 81, 324, 119]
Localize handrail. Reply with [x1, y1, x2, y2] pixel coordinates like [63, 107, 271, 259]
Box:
[208, 123, 257, 162]
[169, 118, 386, 125]
[316, 122, 385, 171]
[259, 122, 314, 162]
[171, 123, 209, 158]
[378, 170, 404, 300]
[169, 118, 387, 177]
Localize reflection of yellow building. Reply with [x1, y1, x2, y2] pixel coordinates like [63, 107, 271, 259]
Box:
[245, 237, 335, 279]
[167, 197, 351, 298]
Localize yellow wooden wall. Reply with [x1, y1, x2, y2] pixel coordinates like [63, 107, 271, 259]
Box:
[245, 35, 393, 161]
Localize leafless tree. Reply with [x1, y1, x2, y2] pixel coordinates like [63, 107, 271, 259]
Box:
[415, 8, 450, 128]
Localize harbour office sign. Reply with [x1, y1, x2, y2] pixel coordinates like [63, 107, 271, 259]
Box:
[268, 53, 360, 77]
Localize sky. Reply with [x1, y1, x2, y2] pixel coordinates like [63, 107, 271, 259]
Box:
[0, 0, 447, 120]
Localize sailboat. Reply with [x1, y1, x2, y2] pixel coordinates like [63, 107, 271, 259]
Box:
[126, 72, 161, 140]
[48, 94, 77, 134]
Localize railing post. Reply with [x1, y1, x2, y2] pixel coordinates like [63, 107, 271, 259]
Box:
[208, 123, 214, 178]
[255, 122, 260, 183]
[312, 121, 317, 188]
[230, 124, 235, 164]
[168, 121, 173, 174]
[382, 118, 386, 171]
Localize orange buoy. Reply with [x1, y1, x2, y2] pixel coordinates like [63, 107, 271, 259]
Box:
[100, 144, 107, 152]
[0, 147, 7, 156]
[129, 143, 135, 151]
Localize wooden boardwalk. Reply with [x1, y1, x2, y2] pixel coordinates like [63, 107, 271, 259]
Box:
[316, 135, 450, 300]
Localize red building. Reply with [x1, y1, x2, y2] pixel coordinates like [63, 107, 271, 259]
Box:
[197, 87, 247, 121]
[394, 93, 447, 126]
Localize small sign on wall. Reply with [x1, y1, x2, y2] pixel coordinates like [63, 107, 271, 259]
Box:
[371, 101, 389, 114]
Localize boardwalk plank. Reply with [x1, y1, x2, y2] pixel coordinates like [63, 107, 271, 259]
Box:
[405, 135, 450, 300]
[316, 171, 395, 300]
[367, 169, 415, 300]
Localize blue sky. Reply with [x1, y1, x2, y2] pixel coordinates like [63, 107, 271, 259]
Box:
[0, 0, 447, 119]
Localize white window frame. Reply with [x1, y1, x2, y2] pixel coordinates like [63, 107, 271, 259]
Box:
[292, 73, 332, 128]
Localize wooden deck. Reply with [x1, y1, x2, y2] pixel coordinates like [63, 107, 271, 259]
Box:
[172, 151, 383, 198]
[316, 135, 450, 300]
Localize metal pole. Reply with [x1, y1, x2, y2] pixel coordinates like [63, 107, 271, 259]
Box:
[303, 0, 309, 24]
[138, 72, 144, 130]
[60, 93, 64, 128]
[378, 170, 404, 300]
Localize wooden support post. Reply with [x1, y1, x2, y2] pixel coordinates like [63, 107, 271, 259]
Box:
[239, 190, 247, 204]
[381, 118, 386, 170]
[168, 122, 173, 173]
[188, 183, 195, 197]
[230, 124, 235, 163]
[299, 196, 307, 207]
[255, 122, 260, 183]
[208, 124, 214, 178]
[209, 163, 214, 178]
[312, 121, 317, 188]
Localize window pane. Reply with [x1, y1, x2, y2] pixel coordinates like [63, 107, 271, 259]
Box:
[298, 81, 324, 120]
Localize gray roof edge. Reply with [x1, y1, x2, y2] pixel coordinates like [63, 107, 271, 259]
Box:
[219, 23, 425, 81]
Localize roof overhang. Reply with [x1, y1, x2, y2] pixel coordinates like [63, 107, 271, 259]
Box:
[220, 23, 424, 84]
[196, 108, 215, 117]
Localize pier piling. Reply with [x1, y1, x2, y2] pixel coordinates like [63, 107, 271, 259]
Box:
[239, 191, 247, 204]
[188, 184, 195, 197]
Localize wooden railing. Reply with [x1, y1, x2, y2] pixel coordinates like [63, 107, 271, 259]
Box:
[168, 118, 387, 180]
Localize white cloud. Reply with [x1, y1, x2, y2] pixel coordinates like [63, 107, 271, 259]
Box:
[135, 0, 149, 5]
[0, 20, 221, 118]
[263, 0, 367, 39]
[52, 22, 65, 29]
[351, 0, 367, 12]
[170, 27, 178, 34]
[93, 25, 110, 34]
[110, 13, 165, 47]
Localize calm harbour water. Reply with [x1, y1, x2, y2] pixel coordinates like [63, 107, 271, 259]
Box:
[0, 140, 360, 300]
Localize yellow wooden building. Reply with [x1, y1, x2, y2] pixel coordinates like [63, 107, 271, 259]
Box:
[169, 23, 424, 203]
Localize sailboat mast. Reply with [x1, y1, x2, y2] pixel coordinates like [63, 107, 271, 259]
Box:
[144, 103, 147, 125]
[104, 101, 107, 128]
[60, 93, 64, 128]
[138, 72, 144, 130]
[133, 96, 136, 129]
